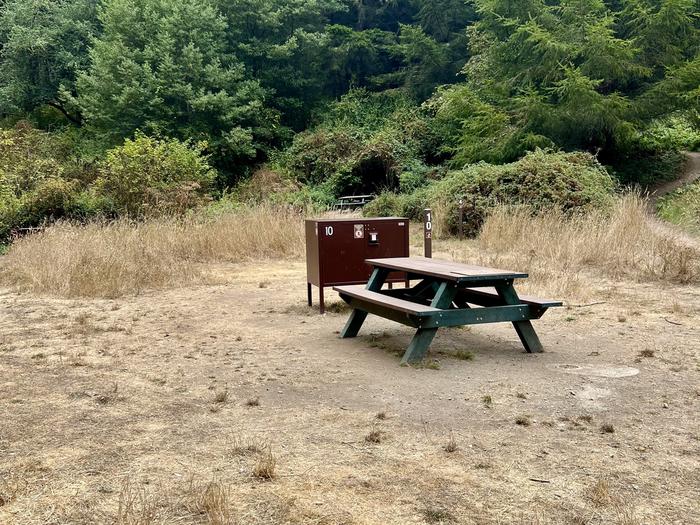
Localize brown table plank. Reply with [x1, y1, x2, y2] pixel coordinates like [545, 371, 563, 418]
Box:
[365, 257, 527, 283]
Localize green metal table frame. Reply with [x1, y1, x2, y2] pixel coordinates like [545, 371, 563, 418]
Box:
[338, 264, 558, 365]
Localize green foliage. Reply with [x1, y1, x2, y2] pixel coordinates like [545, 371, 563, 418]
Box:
[367, 150, 617, 235]
[96, 134, 217, 216]
[77, 0, 280, 169]
[450, 0, 700, 176]
[0, 122, 94, 239]
[614, 150, 686, 185]
[657, 179, 700, 234]
[426, 85, 553, 166]
[215, 0, 347, 129]
[277, 90, 436, 199]
[363, 189, 430, 220]
[0, 0, 97, 122]
[638, 114, 700, 153]
[0, 0, 699, 238]
[432, 150, 616, 235]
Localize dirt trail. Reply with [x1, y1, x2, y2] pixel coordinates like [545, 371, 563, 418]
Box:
[648, 151, 700, 207]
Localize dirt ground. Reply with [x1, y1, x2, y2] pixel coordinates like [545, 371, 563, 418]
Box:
[1, 240, 699, 524]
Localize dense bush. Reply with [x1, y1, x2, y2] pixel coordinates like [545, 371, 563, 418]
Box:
[657, 180, 700, 234]
[365, 149, 617, 236]
[96, 134, 217, 216]
[0, 122, 92, 239]
[442, 150, 615, 235]
[362, 189, 430, 221]
[276, 90, 437, 201]
[613, 150, 686, 186]
[638, 114, 700, 153]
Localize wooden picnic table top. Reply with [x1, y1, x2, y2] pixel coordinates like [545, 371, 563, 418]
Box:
[365, 257, 528, 283]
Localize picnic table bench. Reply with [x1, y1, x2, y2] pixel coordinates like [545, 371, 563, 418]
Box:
[333, 194, 376, 210]
[334, 257, 562, 365]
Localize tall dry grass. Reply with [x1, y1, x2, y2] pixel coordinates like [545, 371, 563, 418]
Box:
[0, 205, 305, 298]
[471, 193, 700, 297]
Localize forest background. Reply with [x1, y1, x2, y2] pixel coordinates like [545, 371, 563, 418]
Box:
[1, 0, 699, 240]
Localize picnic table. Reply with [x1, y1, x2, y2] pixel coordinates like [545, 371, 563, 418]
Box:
[334, 257, 562, 365]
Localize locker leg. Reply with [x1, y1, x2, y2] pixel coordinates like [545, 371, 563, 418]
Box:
[388, 282, 393, 290]
[319, 286, 325, 315]
[307, 282, 312, 306]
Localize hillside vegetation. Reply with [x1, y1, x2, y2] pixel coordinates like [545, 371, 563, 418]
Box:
[0, 0, 699, 242]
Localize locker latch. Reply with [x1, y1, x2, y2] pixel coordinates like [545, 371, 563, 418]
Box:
[369, 232, 379, 245]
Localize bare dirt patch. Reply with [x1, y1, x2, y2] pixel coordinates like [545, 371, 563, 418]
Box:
[1, 248, 699, 523]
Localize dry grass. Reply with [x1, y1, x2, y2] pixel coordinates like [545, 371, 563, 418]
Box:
[364, 427, 384, 444]
[252, 446, 277, 481]
[115, 478, 235, 525]
[212, 389, 229, 404]
[444, 433, 458, 453]
[588, 478, 613, 507]
[186, 481, 233, 525]
[600, 423, 615, 434]
[515, 415, 532, 427]
[472, 194, 700, 298]
[116, 479, 160, 525]
[229, 435, 265, 457]
[0, 205, 304, 298]
[0, 472, 28, 508]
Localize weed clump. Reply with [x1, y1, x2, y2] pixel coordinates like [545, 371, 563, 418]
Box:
[515, 416, 532, 427]
[364, 427, 384, 444]
[444, 434, 458, 453]
[600, 423, 615, 434]
[252, 447, 277, 481]
[212, 389, 229, 404]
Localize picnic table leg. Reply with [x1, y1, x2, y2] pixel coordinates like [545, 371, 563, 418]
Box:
[340, 267, 389, 338]
[495, 282, 544, 353]
[400, 282, 457, 365]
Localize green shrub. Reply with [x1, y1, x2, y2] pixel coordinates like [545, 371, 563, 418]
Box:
[376, 149, 616, 237]
[0, 122, 96, 239]
[364, 189, 430, 220]
[433, 149, 616, 235]
[0, 122, 66, 195]
[96, 134, 217, 216]
[638, 114, 700, 153]
[613, 150, 685, 185]
[657, 181, 700, 234]
[276, 90, 437, 199]
[21, 178, 81, 222]
[425, 85, 554, 167]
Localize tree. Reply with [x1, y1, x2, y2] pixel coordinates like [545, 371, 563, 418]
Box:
[0, 0, 98, 123]
[215, 0, 346, 129]
[77, 0, 279, 170]
[443, 0, 697, 164]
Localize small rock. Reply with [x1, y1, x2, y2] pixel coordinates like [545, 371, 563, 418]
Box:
[663, 402, 669, 409]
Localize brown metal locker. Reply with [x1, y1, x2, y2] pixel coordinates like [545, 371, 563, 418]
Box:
[305, 217, 410, 313]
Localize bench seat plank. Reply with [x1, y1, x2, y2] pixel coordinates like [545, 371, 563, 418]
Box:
[463, 287, 563, 308]
[334, 285, 440, 316]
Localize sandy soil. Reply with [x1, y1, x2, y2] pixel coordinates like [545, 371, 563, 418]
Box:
[1, 247, 699, 524]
